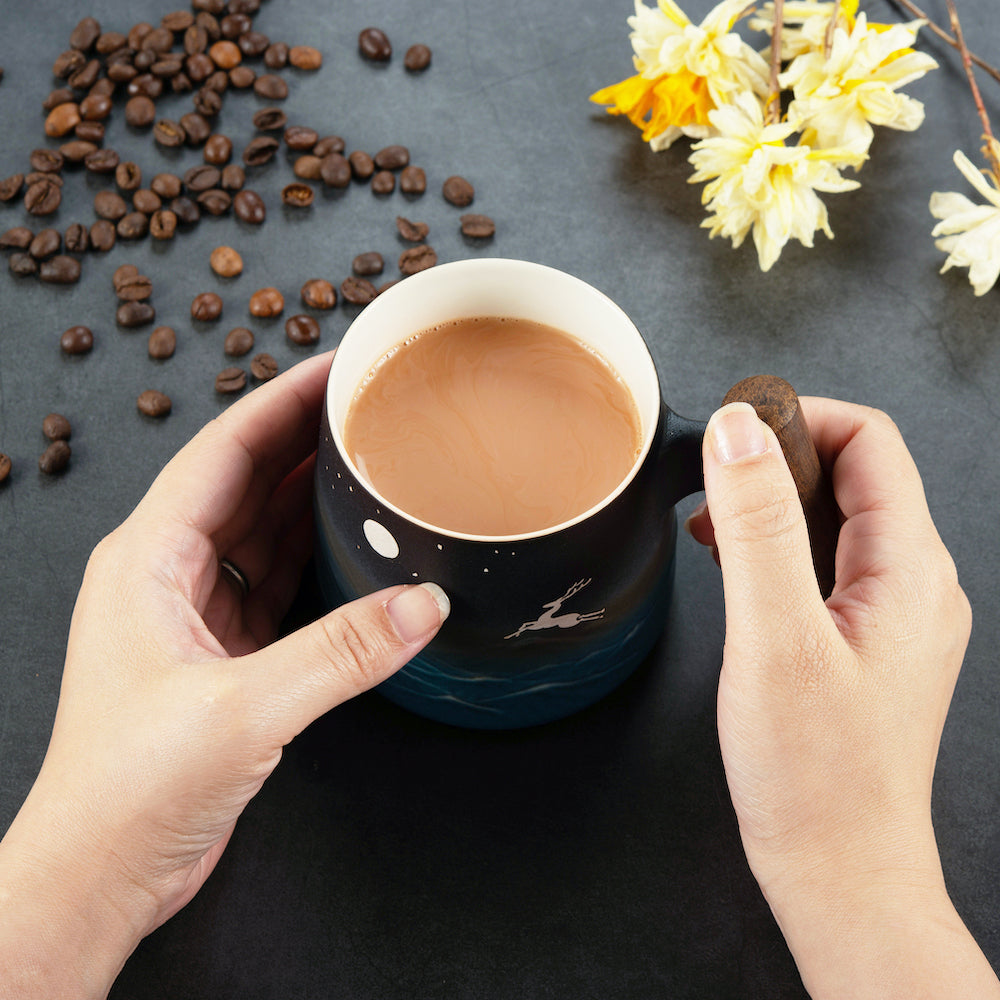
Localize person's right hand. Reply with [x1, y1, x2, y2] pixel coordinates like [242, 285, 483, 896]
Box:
[686, 398, 999, 998]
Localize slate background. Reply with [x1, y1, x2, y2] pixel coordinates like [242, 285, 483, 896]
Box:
[1, 1, 998, 997]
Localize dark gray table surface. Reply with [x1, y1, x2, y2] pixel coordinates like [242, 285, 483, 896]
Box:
[2, 1, 998, 996]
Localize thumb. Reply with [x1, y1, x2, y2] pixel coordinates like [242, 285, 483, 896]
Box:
[703, 403, 824, 643]
[241, 582, 450, 740]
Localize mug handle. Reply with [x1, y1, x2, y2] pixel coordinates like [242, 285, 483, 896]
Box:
[660, 376, 839, 599]
[723, 375, 839, 598]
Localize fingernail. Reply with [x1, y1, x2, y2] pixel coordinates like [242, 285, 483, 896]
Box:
[709, 403, 768, 465]
[387, 583, 451, 644]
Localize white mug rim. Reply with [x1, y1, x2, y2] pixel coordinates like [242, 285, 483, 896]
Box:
[325, 257, 661, 542]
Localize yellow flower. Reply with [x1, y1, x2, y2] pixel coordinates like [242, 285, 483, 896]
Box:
[688, 92, 865, 271]
[780, 13, 938, 153]
[750, 0, 863, 61]
[929, 150, 1000, 296]
[590, 0, 769, 150]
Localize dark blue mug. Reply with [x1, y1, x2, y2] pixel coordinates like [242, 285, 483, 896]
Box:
[314, 259, 834, 728]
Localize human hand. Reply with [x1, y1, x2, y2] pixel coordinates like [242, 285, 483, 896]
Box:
[0, 352, 449, 999]
[686, 399, 998, 998]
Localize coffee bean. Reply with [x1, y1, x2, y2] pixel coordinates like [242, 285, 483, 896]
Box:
[221, 163, 245, 191]
[151, 172, 183, 199]
[70, 16, 102, 52]
[224, 326, 254, 356]
[185, 23, 209, 55]
[30, 148, 64, 174]
[293, 155, 323, 181]
[208, 39, 241, 68]
[204, 69, 229, 92]
[96, 31, 128, 56]
[313, 135, 345, 157]
[90, 219, 116, 251]
[25, 171, 63, 189]
[233, 188, 265, 223]
[371, 170, 395, 195]
[148, 326, 177, 359]
[300, 278, 337, 309]
[113, 263, 140, 289]
[358, 27, 392, 61]
[117, 212, 150, 240]
[0, 174, 24, 202]
[374, 145, 409, 170]
[42, 413, 72, 441]
[353, 251, 384, 276]
[59, 139, 98, 165]
[253, 74, 288, 100]
[289, 45, 322, 70]
[152, 57, 184, 79]
[39, 440, 71, 475]
[64, 223, 89, 253]
[197, 188, 231, 215]
[61, 325, 94, 355]
[191, 291, 224, 321]
[171, 195, 201, 226]
[93, 191, 126, 222]
[340, 275, 377, 306]
[243, 135, 280, 165]
[460, 213, 496, 238]
[203, 133, 233, 165]
[348, 150, 374, 180]
[9, 253, 38, 277]
[75, 121, 106, 144]
[192, 87, 222, 118]
[132, 189, 163, 214]
[68, 58, 101, 91]
[285, 314, 320, 345]
[443, 175, 475, 206]
[250, 352, 278, 381]
[116, 161, 143, 191]
[117, 301, 156, 327]
[396, 216, 429, 242]
[1, 227, 33, 250]
[186, 52, 215, 81]
[153, 119, 187, 147]
[43, 88, 75, 112]
[29, 229, 62, 260]
[137, 389, 172, 417]
[404, 44, 432, 71]
[285, 125, 319, 151]
[248, 286, 283, 317]
[239, 31, 270, 59]
[220, 13, 251, 38]
[84, 149, 120, 174]
[184, 164, 221, 192]
[45, 103, 81, 138]
[80, 92, 113, 121]
[128, 73, 164, 100]
[125, 95, 157, 128]
[215, 366, 246, 393]
[24, 178, 62, 216]
[281, 182, 314, 207]
[210, 245, 243, 277]
[150, 210, 178, 240]
[39, 255, 82, 284]
[263, 42, 288, 69]
[319, 153, 351, 188]
[251, 107, 287, 131]
[398, 244, 437, 275]
[180, 111, 213, 145]
[53, 49, 86, 80]
[0, 454, 11, 484]
[116, 273, 153, 302]
[229, 65, 256, 88]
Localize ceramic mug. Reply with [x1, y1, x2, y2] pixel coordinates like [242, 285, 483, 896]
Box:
[313, 258, 832, 729]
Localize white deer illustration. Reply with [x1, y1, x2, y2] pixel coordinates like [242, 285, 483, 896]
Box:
[505, 578, 605, 639]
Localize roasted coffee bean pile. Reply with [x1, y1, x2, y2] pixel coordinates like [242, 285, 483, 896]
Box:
[0, 5, 497, 485]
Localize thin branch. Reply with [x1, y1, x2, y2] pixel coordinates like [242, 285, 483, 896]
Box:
[886, 0, 1000, 86]
[945, 0, 1000, 183]
[766, 0, 785, 124]
[823, 0, 842, 58]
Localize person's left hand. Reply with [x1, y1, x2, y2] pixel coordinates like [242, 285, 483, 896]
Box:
[0, 352, 449, 998]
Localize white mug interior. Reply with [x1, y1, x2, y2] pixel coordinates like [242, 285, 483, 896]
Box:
[327, 257, 661, 541]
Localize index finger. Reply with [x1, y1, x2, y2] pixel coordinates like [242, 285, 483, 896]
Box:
[138, 352, 334, 551]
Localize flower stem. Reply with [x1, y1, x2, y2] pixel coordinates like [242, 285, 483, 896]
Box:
[886, 0, 1000, 86]
[944, 0, 1000, 184]
[766, 0, 785, 124]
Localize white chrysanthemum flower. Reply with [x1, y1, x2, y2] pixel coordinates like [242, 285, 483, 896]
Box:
[590, 0, 769, 150]
[688, 92, 865, 271]
[780, 13, 938, 154]
[930, 150, 1000, 296]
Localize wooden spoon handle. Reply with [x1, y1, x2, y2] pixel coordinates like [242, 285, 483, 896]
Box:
[722, 375, 839, 598]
